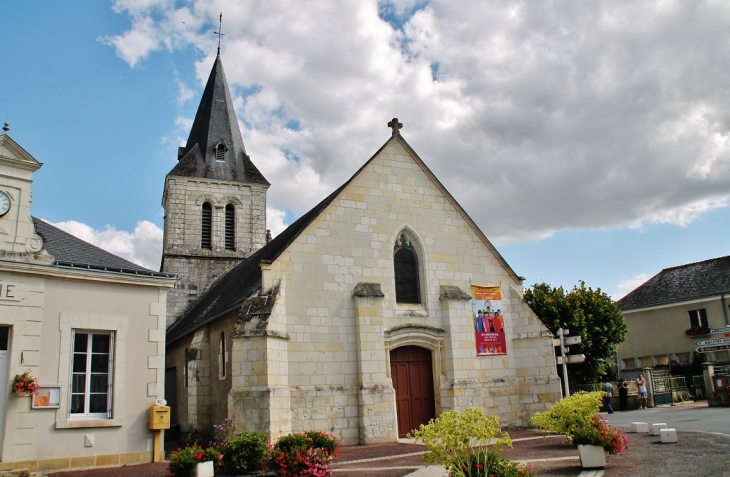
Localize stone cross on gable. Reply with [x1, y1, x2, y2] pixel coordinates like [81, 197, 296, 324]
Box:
[388, 118, 403, 137]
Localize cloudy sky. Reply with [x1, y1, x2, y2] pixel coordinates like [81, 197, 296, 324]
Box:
[2, 1, 729, 298]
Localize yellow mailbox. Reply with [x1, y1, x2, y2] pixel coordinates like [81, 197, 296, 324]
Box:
[149, 405, 171, 430]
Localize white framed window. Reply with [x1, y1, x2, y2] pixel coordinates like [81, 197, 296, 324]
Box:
[688, 309, 708, 329]
[71, 330, 114, 418]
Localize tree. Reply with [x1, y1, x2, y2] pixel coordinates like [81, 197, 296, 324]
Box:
[524, 281, 628, 385]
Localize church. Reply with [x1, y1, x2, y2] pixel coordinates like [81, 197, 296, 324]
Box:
[164, 53, 561, 445]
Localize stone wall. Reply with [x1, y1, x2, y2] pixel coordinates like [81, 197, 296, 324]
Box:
[230, 137, 561, 442]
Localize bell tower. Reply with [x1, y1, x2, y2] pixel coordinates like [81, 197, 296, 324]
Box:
[161, 53, 269, 327]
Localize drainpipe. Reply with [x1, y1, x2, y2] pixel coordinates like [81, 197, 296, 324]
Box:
[721, 292, 729, 327]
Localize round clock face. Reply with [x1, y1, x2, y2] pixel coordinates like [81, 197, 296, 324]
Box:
[0, 191, 10, 217]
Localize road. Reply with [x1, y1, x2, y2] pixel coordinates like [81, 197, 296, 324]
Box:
[604, 401, 730, 436]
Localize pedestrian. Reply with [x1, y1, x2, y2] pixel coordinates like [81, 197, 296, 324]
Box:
[636, 374, 648, 409]
[617, 378, 629, 411]
[602, 377, 614, 414]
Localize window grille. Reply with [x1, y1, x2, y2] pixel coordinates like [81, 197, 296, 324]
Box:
[201, 202, 212, 249]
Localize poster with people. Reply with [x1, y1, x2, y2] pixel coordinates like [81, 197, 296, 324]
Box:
[472, 285, 507, 356]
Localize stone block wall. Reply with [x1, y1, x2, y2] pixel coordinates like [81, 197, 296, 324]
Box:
[254, 138, 561, 439]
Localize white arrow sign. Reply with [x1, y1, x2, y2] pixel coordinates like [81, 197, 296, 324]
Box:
[695, 338, 730, 347]
[709, 327, 730, 335]
[565, 336, 582, 346]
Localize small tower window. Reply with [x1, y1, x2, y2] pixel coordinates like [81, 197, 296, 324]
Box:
[225, 204, 235, 250]
[394, 233, 420, 304]
[201, 202, 212, 250]
[219, 332, 227, 379]
[215, 140, 228, 162]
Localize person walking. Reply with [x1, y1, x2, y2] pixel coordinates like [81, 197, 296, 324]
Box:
[636, 374, 648, 409]
[602, 377, 614, 414]
[617, 378, 629, 411]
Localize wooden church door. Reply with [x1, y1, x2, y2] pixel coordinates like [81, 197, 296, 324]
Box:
[390, 346, 435, 438]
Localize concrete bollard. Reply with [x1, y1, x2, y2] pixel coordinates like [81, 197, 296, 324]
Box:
[630, 422, 649, 433]
[652, 423, 667, 435]
[660, 428, 677, 443]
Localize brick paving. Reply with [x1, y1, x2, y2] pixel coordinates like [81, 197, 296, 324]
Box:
[42, 427, 730, 477]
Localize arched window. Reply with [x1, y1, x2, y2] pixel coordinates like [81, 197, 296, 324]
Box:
[201, 202, 212, 250]
[394, 233, 420, 304]
[225, 204, 235, 250]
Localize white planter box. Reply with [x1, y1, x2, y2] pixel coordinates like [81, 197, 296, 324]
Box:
[578, 444, 606, 469]
[195, 460, 214, 477]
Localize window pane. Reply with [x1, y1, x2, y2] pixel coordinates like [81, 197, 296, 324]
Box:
[394, 249, 419, 303]
[0, 326, 9, 351]
[74, 333, 88, 352]
[92, 334, 110, 353]
[72, 374, 86, 393]
[91, 353, 109, 373]
[89, 394, 108, 413]
[71, 394, 85, 414]
[72, 352, 87, 373]
[90, 374, 108, 393]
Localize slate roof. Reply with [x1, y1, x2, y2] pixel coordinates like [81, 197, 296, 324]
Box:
[167, 54, 268, 186]
[617, 255, 730, 311]
[167, 132, 522, 343]
[34, 218, 173, 278]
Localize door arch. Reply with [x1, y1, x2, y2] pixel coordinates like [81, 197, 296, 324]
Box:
[390, 345, 435, 438]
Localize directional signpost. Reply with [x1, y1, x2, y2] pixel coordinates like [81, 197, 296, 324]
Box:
[554, 328, 585, 397]
[696, 344, 730, 354]
[695, 336, 730, 354]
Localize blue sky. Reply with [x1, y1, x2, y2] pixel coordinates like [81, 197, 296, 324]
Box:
[2, 1, 729, 298]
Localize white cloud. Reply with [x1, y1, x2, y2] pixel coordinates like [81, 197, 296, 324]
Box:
[107, 1, 730, 243]
[266, 208, 288, 238]
[50, 220, 163, 271]
[614, 273, 651, 300]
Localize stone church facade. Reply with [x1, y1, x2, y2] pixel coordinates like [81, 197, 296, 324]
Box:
[164, 55, 561, 445]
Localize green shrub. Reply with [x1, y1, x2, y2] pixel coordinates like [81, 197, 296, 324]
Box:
[166, 444, 220, 477]
[530, 391, 603, 442]
[408, 408, 514, 477]
[219, 431, 268, 473]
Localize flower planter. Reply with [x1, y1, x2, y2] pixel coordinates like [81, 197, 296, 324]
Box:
[195, 460, 214, 477]
[578, 444, 605, 469]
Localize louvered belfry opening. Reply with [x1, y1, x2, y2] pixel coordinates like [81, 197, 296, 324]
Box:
[225, 204, 235, 250]
[201, 202, 212, 249]
[215, 142, 227, 161]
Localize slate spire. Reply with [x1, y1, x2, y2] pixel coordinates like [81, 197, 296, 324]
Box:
[170, 53, 268, 185]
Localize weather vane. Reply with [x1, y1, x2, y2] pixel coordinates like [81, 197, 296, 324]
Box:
[214, 13, 225, 54]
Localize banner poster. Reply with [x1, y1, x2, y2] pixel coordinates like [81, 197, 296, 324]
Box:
[471, 285, 507, 356]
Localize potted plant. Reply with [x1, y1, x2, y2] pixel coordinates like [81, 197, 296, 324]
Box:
[166, 444, 221, 477]
[572, 415, 628, 468]
[531, 391, 628, 469]
[12, 369, 39, 397]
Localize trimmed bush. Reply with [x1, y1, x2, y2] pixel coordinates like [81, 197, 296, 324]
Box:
[219, 431, 268, 473]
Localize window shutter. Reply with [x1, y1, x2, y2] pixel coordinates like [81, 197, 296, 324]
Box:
[201, 203, 212, 249]
[225, 205, 235, 250]
[107, 331, 115, 419]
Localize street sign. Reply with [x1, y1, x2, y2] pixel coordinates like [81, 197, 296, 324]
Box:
[696, 344, 730, 353]
[565, 336, 582, 345]
[567, 354, 586, 363]
[709, 327, 730, 335]
[556, 356, 564, 364]
[553, 339, 561, 347]
[696, 337, 730, 346]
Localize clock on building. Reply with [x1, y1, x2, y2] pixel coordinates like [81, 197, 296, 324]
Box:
[0, 191, 10, 217]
